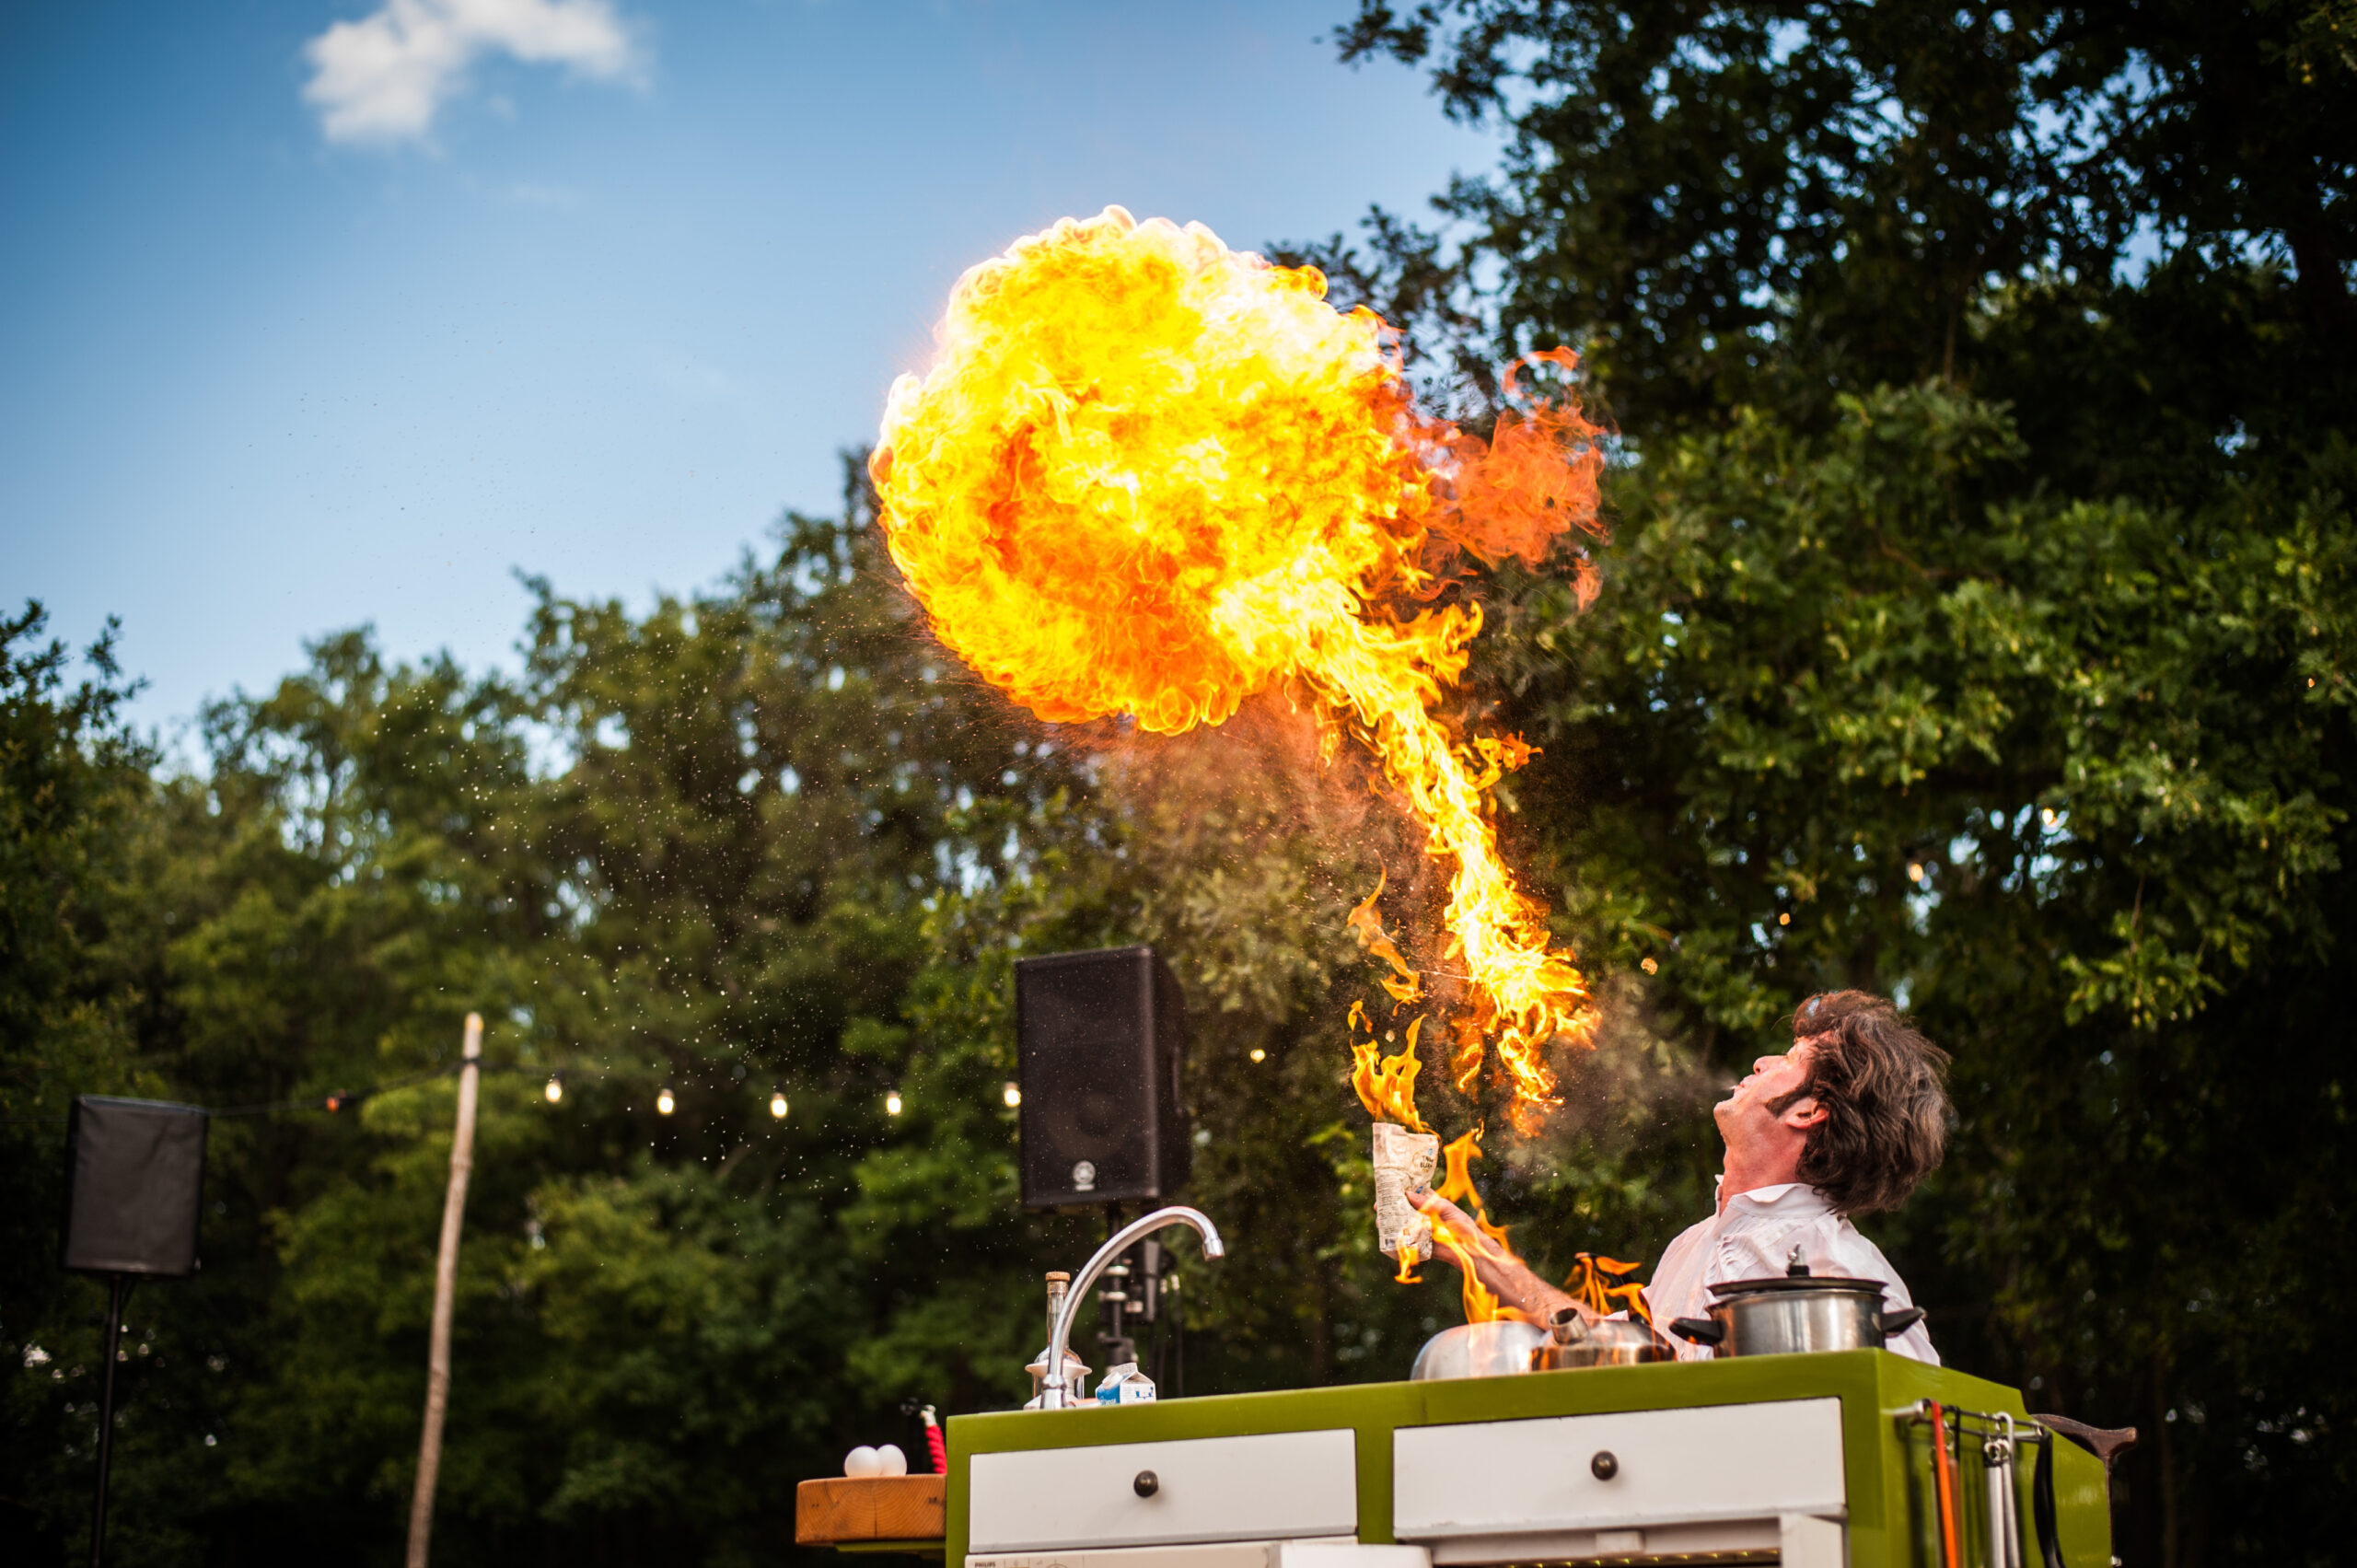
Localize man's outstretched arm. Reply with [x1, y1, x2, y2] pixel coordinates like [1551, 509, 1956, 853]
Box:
[1411, 1189, 1585, 1324]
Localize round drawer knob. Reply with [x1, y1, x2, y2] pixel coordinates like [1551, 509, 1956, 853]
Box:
[1591, 1450, 1619, 1480]
[1133, 1469, 1159, 1498]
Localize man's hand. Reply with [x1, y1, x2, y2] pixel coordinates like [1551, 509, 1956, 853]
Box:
[1411, 1189, 1585, 1325]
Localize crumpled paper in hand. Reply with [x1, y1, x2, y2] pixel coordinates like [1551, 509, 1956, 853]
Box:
[1372, 1121, 1440, 1259]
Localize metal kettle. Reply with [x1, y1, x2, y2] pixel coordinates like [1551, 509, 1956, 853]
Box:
[1532, 1306, 1674, 1369]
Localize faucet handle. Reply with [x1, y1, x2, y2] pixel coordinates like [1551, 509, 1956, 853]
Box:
[1023, 1346, 1092, 1410]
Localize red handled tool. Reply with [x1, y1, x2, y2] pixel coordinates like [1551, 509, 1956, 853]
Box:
[920, 1404, 947, 1476]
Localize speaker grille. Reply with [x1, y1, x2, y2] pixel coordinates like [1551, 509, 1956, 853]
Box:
[62, 1097, 209, 1278]
[1016, 947, 1190, 1208]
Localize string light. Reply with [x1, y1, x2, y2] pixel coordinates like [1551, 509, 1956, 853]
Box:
[1248, 1049, 1267, 1063]
[1002, 1081, 1021, 1109]
[769, 1090, 789, 1120]
[885, 1090, 903, 1117]
[544, 1073, 564, 1104]
[656, 1085, 677, 1117]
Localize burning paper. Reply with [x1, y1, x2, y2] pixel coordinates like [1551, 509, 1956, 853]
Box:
[871, 207, 1607, 1131]
[1372, 1121, 1440, 1260]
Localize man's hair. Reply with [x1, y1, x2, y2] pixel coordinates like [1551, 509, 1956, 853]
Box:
[1776, 991, 1953, 1214]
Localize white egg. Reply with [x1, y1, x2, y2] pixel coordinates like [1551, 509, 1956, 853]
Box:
[843, 1445, 882, 1478]
[876, 1443, 908, 1477]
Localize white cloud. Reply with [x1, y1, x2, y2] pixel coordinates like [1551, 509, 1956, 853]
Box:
[302, 0, 642, 145]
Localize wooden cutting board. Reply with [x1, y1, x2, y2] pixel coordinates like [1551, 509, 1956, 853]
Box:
[795, 1474, 946, 1545]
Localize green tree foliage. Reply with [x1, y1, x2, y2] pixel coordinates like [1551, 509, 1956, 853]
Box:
[1480, 389, 2351, 1563]
[0, 606, 161, 1541]
[1302, 4, 2355, 1562]
[1324, 2, 2355, 455]
[0, 603, 153, 1171]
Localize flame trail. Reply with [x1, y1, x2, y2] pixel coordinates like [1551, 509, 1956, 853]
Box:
[873, 208, 1604, 1128]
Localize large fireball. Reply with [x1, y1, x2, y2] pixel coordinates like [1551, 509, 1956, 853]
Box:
[873, 206, 1606, 1128]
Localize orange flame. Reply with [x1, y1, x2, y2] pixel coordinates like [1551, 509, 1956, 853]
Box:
[1564, 1253, 1653, 1323]
[1347, 873, 1425, 1006]
[873, 208, 1605, 1129]
[1426, 1124, 1526, 1324]
[1352, 1009, 1433, 1134]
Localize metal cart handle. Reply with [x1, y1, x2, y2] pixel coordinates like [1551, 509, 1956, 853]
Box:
[2032, 1427, 2064, 1568]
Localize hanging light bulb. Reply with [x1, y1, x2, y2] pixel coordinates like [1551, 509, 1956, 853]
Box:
[885, 1089, 903, 1117]
[656, 1085, 677, 1116]
[769, 1089, 789, 1120]
[1002, 1081, 1021, 1109]
[544, 1073, 564, 1104]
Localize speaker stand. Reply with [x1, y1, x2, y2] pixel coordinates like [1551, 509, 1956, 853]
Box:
[1096, 1204, 1137, 1370]
[90, 1272, 130, 1567]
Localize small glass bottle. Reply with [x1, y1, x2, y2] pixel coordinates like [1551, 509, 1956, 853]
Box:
[1024, 1272, 1087, 1408]
[1045, 1270, 1070, 1349]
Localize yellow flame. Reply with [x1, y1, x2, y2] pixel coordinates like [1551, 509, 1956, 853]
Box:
[1424, 1125, 1527, 1324]
[873, 207, 1604, 1130]
[1564, 1253, 1653, 1323]
[1353, 1011, 1433, 1134]
[1348, 870, 1426, 1006]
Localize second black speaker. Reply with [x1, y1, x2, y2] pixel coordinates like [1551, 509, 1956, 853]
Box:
[1015, 946, 1190, 1208]
[61, 1096, 209, 1278]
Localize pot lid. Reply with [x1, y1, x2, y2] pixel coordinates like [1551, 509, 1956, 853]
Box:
[1707, 1244, 1890, 1300]
[1707, 1273, 1890, 1298]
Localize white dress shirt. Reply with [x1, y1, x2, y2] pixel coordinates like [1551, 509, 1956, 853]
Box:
[1636, 1181, 1938, 1364]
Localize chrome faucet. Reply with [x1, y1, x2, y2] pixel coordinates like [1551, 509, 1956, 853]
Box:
[1037, 1205, 1225, 1409]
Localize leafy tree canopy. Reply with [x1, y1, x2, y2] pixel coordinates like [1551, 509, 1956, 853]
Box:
[1324, 0, 2356, 457]
[1299, 6, 2356, 1560]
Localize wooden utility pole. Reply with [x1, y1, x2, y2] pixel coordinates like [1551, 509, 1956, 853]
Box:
[406, 1012, 482, 1568]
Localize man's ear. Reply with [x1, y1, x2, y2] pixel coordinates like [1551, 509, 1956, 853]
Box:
[1781, 1095, 1828, 1132]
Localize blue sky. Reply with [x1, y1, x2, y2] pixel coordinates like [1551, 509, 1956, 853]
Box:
[1, 0, 1493, 745]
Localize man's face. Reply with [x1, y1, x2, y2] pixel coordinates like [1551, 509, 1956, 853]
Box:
[1713, 1035, 1827, 1146]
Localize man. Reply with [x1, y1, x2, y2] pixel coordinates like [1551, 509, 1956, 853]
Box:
[1415, 990, 1950, 1362]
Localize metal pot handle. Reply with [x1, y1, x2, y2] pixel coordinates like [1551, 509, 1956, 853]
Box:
[1669, 1317, 1724, 1345]
[1876, 1306, 1927, 1338]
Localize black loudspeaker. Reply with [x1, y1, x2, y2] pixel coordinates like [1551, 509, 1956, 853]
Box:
[61, 1097, 209, 1278]
[1016, 946, 1190, 1209]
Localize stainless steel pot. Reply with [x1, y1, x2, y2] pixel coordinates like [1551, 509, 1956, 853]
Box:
[1531, 1307, 1673, 1370]
[1410, 1319, 1547, 1381]
[1668, 1252, 1926, 1357]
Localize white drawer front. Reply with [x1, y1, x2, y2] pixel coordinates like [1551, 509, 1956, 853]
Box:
[967, 1543, 1422, 1568]
[1393, 1398, 1844, 1538]
[970, 1428, 1359, 1551]
[969, 1546, 1283, 1568]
